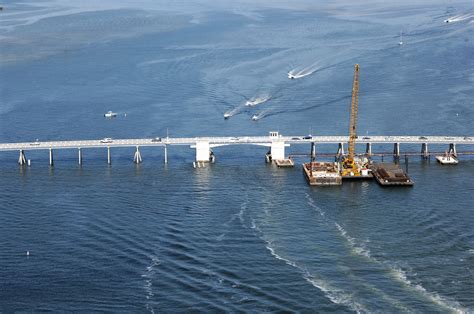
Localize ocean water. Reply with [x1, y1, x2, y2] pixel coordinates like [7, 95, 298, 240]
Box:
[0, 0, 473, 312]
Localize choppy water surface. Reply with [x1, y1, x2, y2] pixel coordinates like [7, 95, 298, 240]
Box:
[0, 0, 473, 312]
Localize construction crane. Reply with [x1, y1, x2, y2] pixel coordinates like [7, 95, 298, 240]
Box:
[341, 64, 369, 177]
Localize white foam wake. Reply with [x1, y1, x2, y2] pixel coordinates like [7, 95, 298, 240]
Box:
[445, 13, 474, 23]
[262, 238, 367, 312]
[305, 193, 467, 313]
[288, 61, 322, 79]
[333, 222, 467, 313]
[141, 256, 161, 313]
[251, 109, 271, 121]
[245, 95, 271, 107]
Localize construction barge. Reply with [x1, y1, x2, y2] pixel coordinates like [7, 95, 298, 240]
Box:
[303, 162, 342, 185]
[371, 163, 413, 186]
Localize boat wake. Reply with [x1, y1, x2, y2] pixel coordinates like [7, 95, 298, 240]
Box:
[251, 109, 271, 121]
[333, 221, 467, 313]
[245, 94, 271, 107]
[305, 193, 467, 313]
[252, 205, 367, 312]
[223, 106, 243, 119]
[141, 255, 161, 313]
[444, 13, 474, 24]
[262, 238, 368, 313]
[334, 222, 371, 259]
[288, 61, 322, 79]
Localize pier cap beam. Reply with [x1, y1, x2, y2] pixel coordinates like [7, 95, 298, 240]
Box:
[195, 141, 211, 162]
[270, 141, 286, 161]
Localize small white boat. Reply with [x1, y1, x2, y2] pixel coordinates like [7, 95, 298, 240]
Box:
[436, 153, 458, 165]
[104, 111, 117, 118]
[398, 32, 403, 46]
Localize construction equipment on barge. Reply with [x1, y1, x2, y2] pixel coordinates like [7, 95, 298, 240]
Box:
[303, 162, 342, 185]
[340, 64, 372, 179]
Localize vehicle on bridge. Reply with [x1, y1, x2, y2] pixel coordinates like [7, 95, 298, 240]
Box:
[100, 138, 113, 143]
[152, 137, 161, 142]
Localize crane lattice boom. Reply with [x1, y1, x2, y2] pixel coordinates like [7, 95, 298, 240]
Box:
[347, 64, 359, 162]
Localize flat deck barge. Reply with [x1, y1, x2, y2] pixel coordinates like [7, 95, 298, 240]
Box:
[274, 159, 294, 167]
[371, 163, 413, 186]
[303, 162, 342, 186]
[436, 155, 458, 165]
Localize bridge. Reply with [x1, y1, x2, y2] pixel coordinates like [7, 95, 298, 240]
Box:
[0, 132, 472, 166]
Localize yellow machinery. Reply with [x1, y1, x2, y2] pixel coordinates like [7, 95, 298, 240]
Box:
[341, 64, 368, 177]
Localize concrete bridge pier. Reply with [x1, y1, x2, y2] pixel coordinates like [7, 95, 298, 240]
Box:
[337, 143, 345, 159]
[449, 143, 457, 157]
[18, 150, 26, 166]
[365, 143, 372, 157]
[49, 148, 54, 166]
[78, 148, 82, 165]
[393, 143, 400, 158]
[107, 147, 111, 165]
[311, 142, 316, 162]
[270, 141, 286, 161]
[195, 141, 211, 162]
[421, 143, 429, 159]
[133, 146, 142, 164]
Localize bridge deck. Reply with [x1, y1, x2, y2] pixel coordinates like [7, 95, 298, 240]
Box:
[0, 135, 472, 151]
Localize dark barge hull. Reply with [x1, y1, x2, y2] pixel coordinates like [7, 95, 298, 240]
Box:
[371, 163, 414, 186]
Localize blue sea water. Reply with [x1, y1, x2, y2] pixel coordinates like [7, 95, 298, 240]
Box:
[0, 0, 473, 312]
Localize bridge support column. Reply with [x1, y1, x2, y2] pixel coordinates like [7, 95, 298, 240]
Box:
[311, 142, 316, 162]
[107, 147, 111, 165]
[195, 141, 211, 162]
[393, 143, 400, 158]
[133, 146, 142, 164]
[365, 143, 372, 157]
[78, 148, 82, 165]
[164, 145, 168, 164]
[449, 143, 457, 157]
[270, 141, 285, 161]
[49, 148, 54, 166]
[421, 143, 429, 159]
[18, 150, 26, 166]
[337, 143, 345, 159]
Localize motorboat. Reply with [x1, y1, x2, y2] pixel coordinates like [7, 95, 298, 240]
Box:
[104, 111, 117, 118]
[288, 72, 296, 79]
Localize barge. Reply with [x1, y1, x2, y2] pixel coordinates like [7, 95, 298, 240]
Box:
[371, 163, 413, 186]
[436, 153, 458, 165]
[303, 162, 342, 186]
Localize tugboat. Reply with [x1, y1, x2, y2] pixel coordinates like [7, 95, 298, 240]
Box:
[104, 111, 117, 118]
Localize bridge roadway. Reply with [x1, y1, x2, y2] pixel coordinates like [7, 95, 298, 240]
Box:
[0, 135, 472, 151]
[0, 134, 472, 164]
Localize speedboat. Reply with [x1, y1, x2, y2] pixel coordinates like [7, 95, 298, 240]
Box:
[104, 111, 117, 118]
[252, 115, 259, 121]
[224, 113, 230, 119]
[288, 72, 296, 79]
